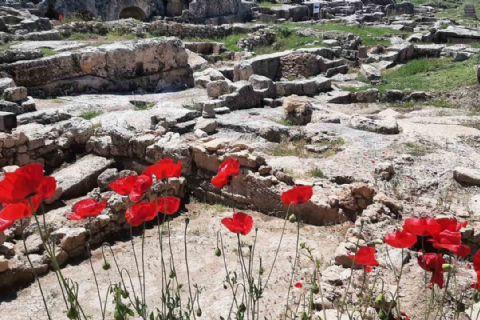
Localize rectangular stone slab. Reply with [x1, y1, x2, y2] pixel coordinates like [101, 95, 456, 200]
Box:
[46, 155, 114, 204]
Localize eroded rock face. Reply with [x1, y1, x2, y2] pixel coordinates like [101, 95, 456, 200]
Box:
[39, 0, 164, 21]
[184, 0, 253, 23]
[1, 39, 194, 97]
[0, 7, 52, 34]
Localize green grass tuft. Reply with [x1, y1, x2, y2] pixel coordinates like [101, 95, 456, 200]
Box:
[40, 48, 57, 56]
[309, 167, 325, 178]
[277, 119, 294, 126]
[132, 101, 155, 110]
[353, 57, 480, 93]
[258, 1, 281, 8]
[80, 111, 103, 120]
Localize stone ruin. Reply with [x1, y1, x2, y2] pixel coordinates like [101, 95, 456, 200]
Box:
[3, 0, 480, 318]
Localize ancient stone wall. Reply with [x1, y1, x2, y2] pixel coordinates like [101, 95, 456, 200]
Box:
[149, 20, 264, 39]
[0, 38, 194, 97]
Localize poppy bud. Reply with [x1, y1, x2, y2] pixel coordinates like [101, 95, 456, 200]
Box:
[224, 284, 228, 290]
[185, 218, 190, 225]
[122, 290, 129, 299]
[102, 261, 111, 270]
[169, 270, 176, 278]
[375, 293, 385, 305]
[311, 283, 319, 294]
[378, 309, 388, 320]
[239, 303, 246, 313]
[457, 302, 465, 313]
[289, 214, 296, 223]
[474, 291, 480, 302]
[442, 264, 455, 272]
[67, 307, 79, 319]
[259, 267, 264, 276]
[215, 248, 222, 257]
[196, 308, 202, 317]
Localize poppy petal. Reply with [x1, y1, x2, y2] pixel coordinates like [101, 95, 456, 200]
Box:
[281, 186, 313, 205]
[211, 172, 229, 188]
[0, 218, 13, 232]
[157, 196, 181, 215]
[0, 164, 45, 203]
[109, 176, 138, 196]
[221, 212, 253, 236]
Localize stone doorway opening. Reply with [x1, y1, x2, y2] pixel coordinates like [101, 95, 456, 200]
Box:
[119, 6, 147, 21]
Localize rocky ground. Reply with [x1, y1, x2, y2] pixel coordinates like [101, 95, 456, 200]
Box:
[2, 0, 480, 319]
[0, 202, 345, 320]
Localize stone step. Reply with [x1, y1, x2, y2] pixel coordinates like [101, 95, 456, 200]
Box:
[46, 154, 115, 204]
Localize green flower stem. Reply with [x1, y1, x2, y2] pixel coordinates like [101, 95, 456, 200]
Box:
[129, 223, 145, 319]
[264, 204, 291, 289]
[167, 219, 183, 311]
[141, 222, 147, 316]
[236, 233, 250, 320]
[285, 210, 301, 320]
[218, 232, 240, 320]
[87, 218, 104, 319]
[338, 221, 364, 319]
[20, 218, 52, 320]
[185, 218, 197, 320]
[31, 200, 88, 320]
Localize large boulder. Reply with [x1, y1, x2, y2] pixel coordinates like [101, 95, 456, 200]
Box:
[282, 95, 313, 125]
[454, 167, 480, 185]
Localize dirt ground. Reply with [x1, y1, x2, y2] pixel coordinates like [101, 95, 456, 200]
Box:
[0, 202, 344, 320]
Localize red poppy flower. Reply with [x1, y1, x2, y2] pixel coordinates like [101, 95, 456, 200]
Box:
[67, 199, 107, 221]
[294, 282, 303, 288]
[384, 229, 417, 248]
[281, 186, 313, 206]
[0, 164, 56, 204]
[109, 175, 152, 202]
[436, 218, 468, 232]
[0, 195, 42, 221]
[157, 196, 181, 215]
[348, 247, 378, 269]
[403, 218, 442, 237]
[211, 159, 240, 188]
[143, 159, 182, 180]
[221, 212, 253, 236]
[211, 172, 230, 188]
[430, 230, 470, 257]
[418, 253, 445, 288]
[0, 217, 13, 232]
[474, 250, 480, 272]
[125, 202, 158, 227]
[471, 271, 480, 290]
